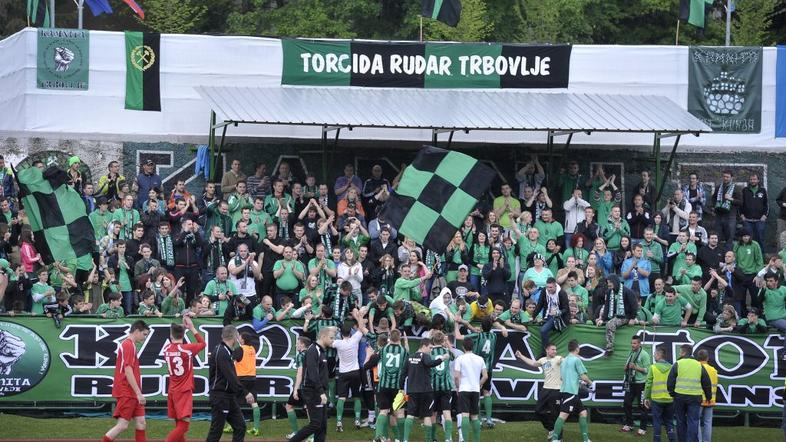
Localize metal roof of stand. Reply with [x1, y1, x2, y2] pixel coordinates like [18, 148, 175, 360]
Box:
[195, 85, 712, 206]
[195, 86, 711, 134]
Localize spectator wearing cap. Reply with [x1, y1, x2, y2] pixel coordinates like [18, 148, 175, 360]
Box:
[65, 155, 84, 195]
[447, 264, 475, 299]
[221, 159, 247, 195]
[134, 159, 163, 209]
[521, 253, 554, 291]
[734, 229, 763, 311]
[96, 160, 126, 202]
[468, 294, 494, 322]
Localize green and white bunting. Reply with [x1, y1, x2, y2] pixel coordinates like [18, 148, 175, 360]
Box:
[36, 28, 89, 90]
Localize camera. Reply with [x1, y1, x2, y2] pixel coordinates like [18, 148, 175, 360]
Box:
[44, 303, 63, 328]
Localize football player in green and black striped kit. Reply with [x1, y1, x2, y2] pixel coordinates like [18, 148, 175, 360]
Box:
[285, 336, 311, 439]
[304, 304, 341, 407]
[429, 330, 456, 442]
[372, 329, 408, 442]
[454, 316, 499, 428]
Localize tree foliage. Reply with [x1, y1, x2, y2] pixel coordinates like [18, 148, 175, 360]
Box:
[136, 0, 207, 34]
[0, 0, 785, 46]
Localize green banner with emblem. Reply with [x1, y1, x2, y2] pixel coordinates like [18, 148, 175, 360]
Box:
[0, 317, 783, 412]
[36, 28, 89, 90]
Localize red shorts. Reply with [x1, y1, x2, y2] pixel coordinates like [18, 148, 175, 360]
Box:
[114, 397, 145, 420]
[168, 390, 194, 420]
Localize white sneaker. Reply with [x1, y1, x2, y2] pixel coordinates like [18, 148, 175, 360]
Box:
[285, 432, 295, 439]
[547, 431, 553, 440]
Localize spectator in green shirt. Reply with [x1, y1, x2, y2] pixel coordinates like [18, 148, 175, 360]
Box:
[201, 266, 237, 316]
[534, 208, 564, 247]
[735, 230, 764, 312]
[673, 252, 703, 285]
[136, 290, 163, 317]
[674, 277, 708, 327]
[30, 268, 56, 314]
[393, 263, 431, 303]
[668, 231, 697, 284]
[273, 245, 306, 307]
[652, 285, 692, 327]
[734, 307, 768, 334]
[96, 292, 125, 319]
[498, 298, 528, 331]
[493, 183, 521, 229]
[759, 273, 786, 356]
[603, 206, 631, 251]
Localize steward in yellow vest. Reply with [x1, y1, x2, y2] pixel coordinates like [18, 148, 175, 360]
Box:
[644, 344, 676, 442]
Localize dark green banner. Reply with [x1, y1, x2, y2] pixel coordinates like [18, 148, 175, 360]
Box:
[0, 318, 783, 411]
[36, 28, 89, 90]
[281, 39, 571, 89]
[688, 46, 763, 133]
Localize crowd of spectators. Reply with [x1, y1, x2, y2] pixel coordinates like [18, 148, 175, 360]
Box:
[1, 153, 785, 357]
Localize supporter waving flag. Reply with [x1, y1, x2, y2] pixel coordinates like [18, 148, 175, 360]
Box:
[382, 146, 494, 253]
[16, 165, 95, 271]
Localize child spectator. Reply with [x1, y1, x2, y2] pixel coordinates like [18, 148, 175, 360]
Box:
[96, 292, 125, 319]
[735, 307, 767, 333]
[137, 290, 163, 317]
[70, 294, 93, 314]
[713, 305, 738, 333]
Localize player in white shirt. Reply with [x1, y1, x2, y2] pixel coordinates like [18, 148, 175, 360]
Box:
[453, 337, 488, 442]
[516, 344, 563, 440]
[331, 309, 368, 432]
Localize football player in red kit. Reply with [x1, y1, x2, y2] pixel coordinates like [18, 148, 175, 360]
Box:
[164, 315, 207, 442]
[102, 320, 150, 442]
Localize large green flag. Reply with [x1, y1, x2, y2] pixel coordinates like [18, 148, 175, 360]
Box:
[26, 0, 50, 28]
[16, 166, 95, 271]
[381, 146, 494, 252]
[125, 31, 161, 111]
[421, 0, 462, 27]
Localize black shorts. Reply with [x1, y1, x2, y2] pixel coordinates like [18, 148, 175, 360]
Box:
[336, 370, 362, 398]
[406, 392, 434, 419]
[481, 369, 493, 393]
[362, 368, 375, 392]
[239, 377, 257, 400]
[458, 391, 480, 415]
[287, 390, 303, 407]
[377, 387, 398, 411]
[559, 392, 586, 415]
[327, 356, 337, 379]
[433, 390, 453, 414]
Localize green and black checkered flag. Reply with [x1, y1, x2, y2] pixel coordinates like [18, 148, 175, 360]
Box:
[16, 166, 95, 271]
[382, 146, 494, 252]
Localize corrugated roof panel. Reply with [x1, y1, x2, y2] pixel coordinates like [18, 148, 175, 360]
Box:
[193, 86, 711, 134]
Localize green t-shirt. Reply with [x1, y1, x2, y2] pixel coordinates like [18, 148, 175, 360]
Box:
[674, 284, 707, 321]
[534, 220, 564, 246]
[253, 304, 276, 321]
[654, 296, 689, 326]
[518, 240, 546, 263]
[118, 264, 132, 292]
[668, 242, 698, 277]
[273, 259, 305, 291]
[498, 309, 527, 324]
[625, 349, 651, 384]
[299, 287, 323, 315]
[393, 278, 421, 303]
[89, 210, 113, 241]
[202, 278, 237, 315]
[137, 303, 160, 316]
[560, 353, 588, 395]
[567, 285, 589, 311]
[493, 196, 520, 228]
[762, 286, 786, 322]
[603, 219, 631, 251]
[522, 267, 554, 288]
[673, 263, 702, 284]
[161, 295, 185, 316]
[96, 303, 125, 319]
[307, 258, 336, 290]
[31, 282, 55, 314]
[471, 244, 490, 276]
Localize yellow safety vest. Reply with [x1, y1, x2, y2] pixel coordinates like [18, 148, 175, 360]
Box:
[700, 361, 718, 406]
[674, 358, 703, 397]
[650, 364, 672, 402]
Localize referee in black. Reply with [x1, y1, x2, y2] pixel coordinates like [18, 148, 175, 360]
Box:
[289, 326, 337, 442]
[206, 325, 254, 442]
